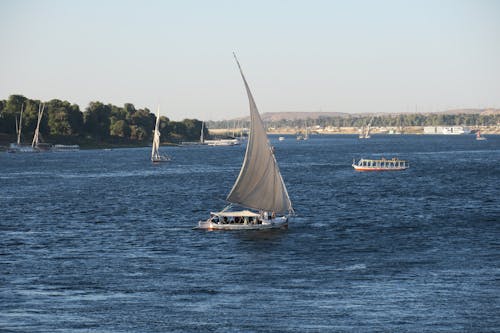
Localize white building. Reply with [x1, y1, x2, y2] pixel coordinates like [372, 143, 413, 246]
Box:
[423, 126, 471, 135]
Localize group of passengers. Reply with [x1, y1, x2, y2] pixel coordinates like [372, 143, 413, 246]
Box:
[210, 211, 276, 225]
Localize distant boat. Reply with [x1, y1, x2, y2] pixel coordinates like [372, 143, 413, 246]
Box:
[476, 131, 487, 141]
[52, 144, 80, 152]
[296, 121, 309, 140]
[151, 106, 171, 163]
[359, 117, 373, 139]
[31, 103, 51, 151]
[7, 103, 38, 153]
[352, 157, 409, 171]
[204, 138, 241, 146]
[197, 54, 293, 231]
[180, 121, 208, 146]
[278, 136, 285, 141]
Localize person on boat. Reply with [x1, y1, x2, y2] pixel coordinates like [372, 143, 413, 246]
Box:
[271, 211, 276, 219]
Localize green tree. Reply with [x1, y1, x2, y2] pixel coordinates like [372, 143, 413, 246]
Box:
[83, 102, 111, 140]
[110, 119, 131, 137]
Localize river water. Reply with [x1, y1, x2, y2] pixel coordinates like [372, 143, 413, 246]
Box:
[1, 134, 499, 332]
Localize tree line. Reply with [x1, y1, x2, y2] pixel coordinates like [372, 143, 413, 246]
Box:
[0, 95, 207, 145]
[207, 112, 500, 129]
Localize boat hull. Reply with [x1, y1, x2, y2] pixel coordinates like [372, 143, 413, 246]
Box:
[196, 216, 289, 231]
[352, 165, 408, 172]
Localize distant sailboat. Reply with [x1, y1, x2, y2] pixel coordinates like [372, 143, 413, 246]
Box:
[8, 103, 37, 153]
[31, 103, 51, 151]
[32, 104, 44, 148]
[359, 117, 373, 139]
[296, 121, 309, 140]
[197, 54, 294, 230]
[151, 107, 170, 163]
[200, 121, 205, 144]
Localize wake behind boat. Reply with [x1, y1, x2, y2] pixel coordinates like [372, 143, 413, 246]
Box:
[197, 54, 294, 231]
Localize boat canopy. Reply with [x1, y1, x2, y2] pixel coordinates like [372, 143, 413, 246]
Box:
[211, 210, 260, 217]
[226, 54, 293, 214]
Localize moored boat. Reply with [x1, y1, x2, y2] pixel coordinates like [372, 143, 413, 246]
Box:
[352, 157, 409, 171]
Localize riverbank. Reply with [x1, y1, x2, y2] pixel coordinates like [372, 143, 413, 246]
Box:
[209, 125, 500, 135]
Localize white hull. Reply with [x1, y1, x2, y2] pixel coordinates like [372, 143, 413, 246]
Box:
[7, 144, 38, 153]
[197, 216, 289, 231]
[205, 139, 240, 146]
[152, 155, 171, 163]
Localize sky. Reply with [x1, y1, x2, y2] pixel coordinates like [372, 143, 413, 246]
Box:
[0, 0, 499, 120]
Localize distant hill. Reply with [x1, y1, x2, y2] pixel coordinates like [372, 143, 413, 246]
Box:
[436, 108, 500, 115]
[230, 108, 500, 121]
[260, 111, 350, 121]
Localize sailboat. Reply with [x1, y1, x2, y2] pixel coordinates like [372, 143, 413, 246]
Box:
[359, 117, 373, 139]
[197, 54, 294, 230]
[8, 103, 38, 153]
[200, 121, 205, 144]
[151, 106, 171, 163]
[31, 104, 51, 151]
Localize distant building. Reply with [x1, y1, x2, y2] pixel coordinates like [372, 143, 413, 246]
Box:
[423, 126, 471, 135]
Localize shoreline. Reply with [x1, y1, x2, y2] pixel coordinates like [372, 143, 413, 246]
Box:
[210, 125, 500, 135]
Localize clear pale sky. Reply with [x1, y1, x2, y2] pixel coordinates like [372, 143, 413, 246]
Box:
[1, 0, 499, 120]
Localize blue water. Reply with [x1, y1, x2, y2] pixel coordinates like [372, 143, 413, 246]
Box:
[1, 135, 499, 332]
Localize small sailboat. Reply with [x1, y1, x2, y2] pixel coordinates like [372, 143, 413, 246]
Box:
[200, 121, 205, 144]
[197, 54, 294, 230]
[31, 104, 51, 151]
[359, 117, 373, 139]
[151, 107, 171, 163]
[8, 103, 38, 153]
[476, 131, 487, 141]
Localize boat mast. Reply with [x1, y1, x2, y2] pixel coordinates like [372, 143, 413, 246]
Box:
[17, 104, 24, 145]
[32, 103, 44, 148]
[200, 121, 204, 144]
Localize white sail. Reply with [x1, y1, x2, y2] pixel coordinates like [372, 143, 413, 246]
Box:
[32, 103, 44, 148]
[226, 54, 293, 214]
[17, 104, 24, 145]
[200, 121, 204, 143]
[151, 107, 161, 161]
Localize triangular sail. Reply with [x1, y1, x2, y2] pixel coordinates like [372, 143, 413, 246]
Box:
[151, 106, 161, 160]
[226, 54, 293, 214]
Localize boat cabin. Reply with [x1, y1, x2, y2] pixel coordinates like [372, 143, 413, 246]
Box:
[352, 157, 409, 171]
[209, 210, 276, 225]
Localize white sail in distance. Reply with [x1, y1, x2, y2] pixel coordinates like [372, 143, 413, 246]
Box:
[200, 121, 204, 143]
[226, 54, 293, 214]
[32, 103, 45, 147]
[151, 106, 161, 160]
